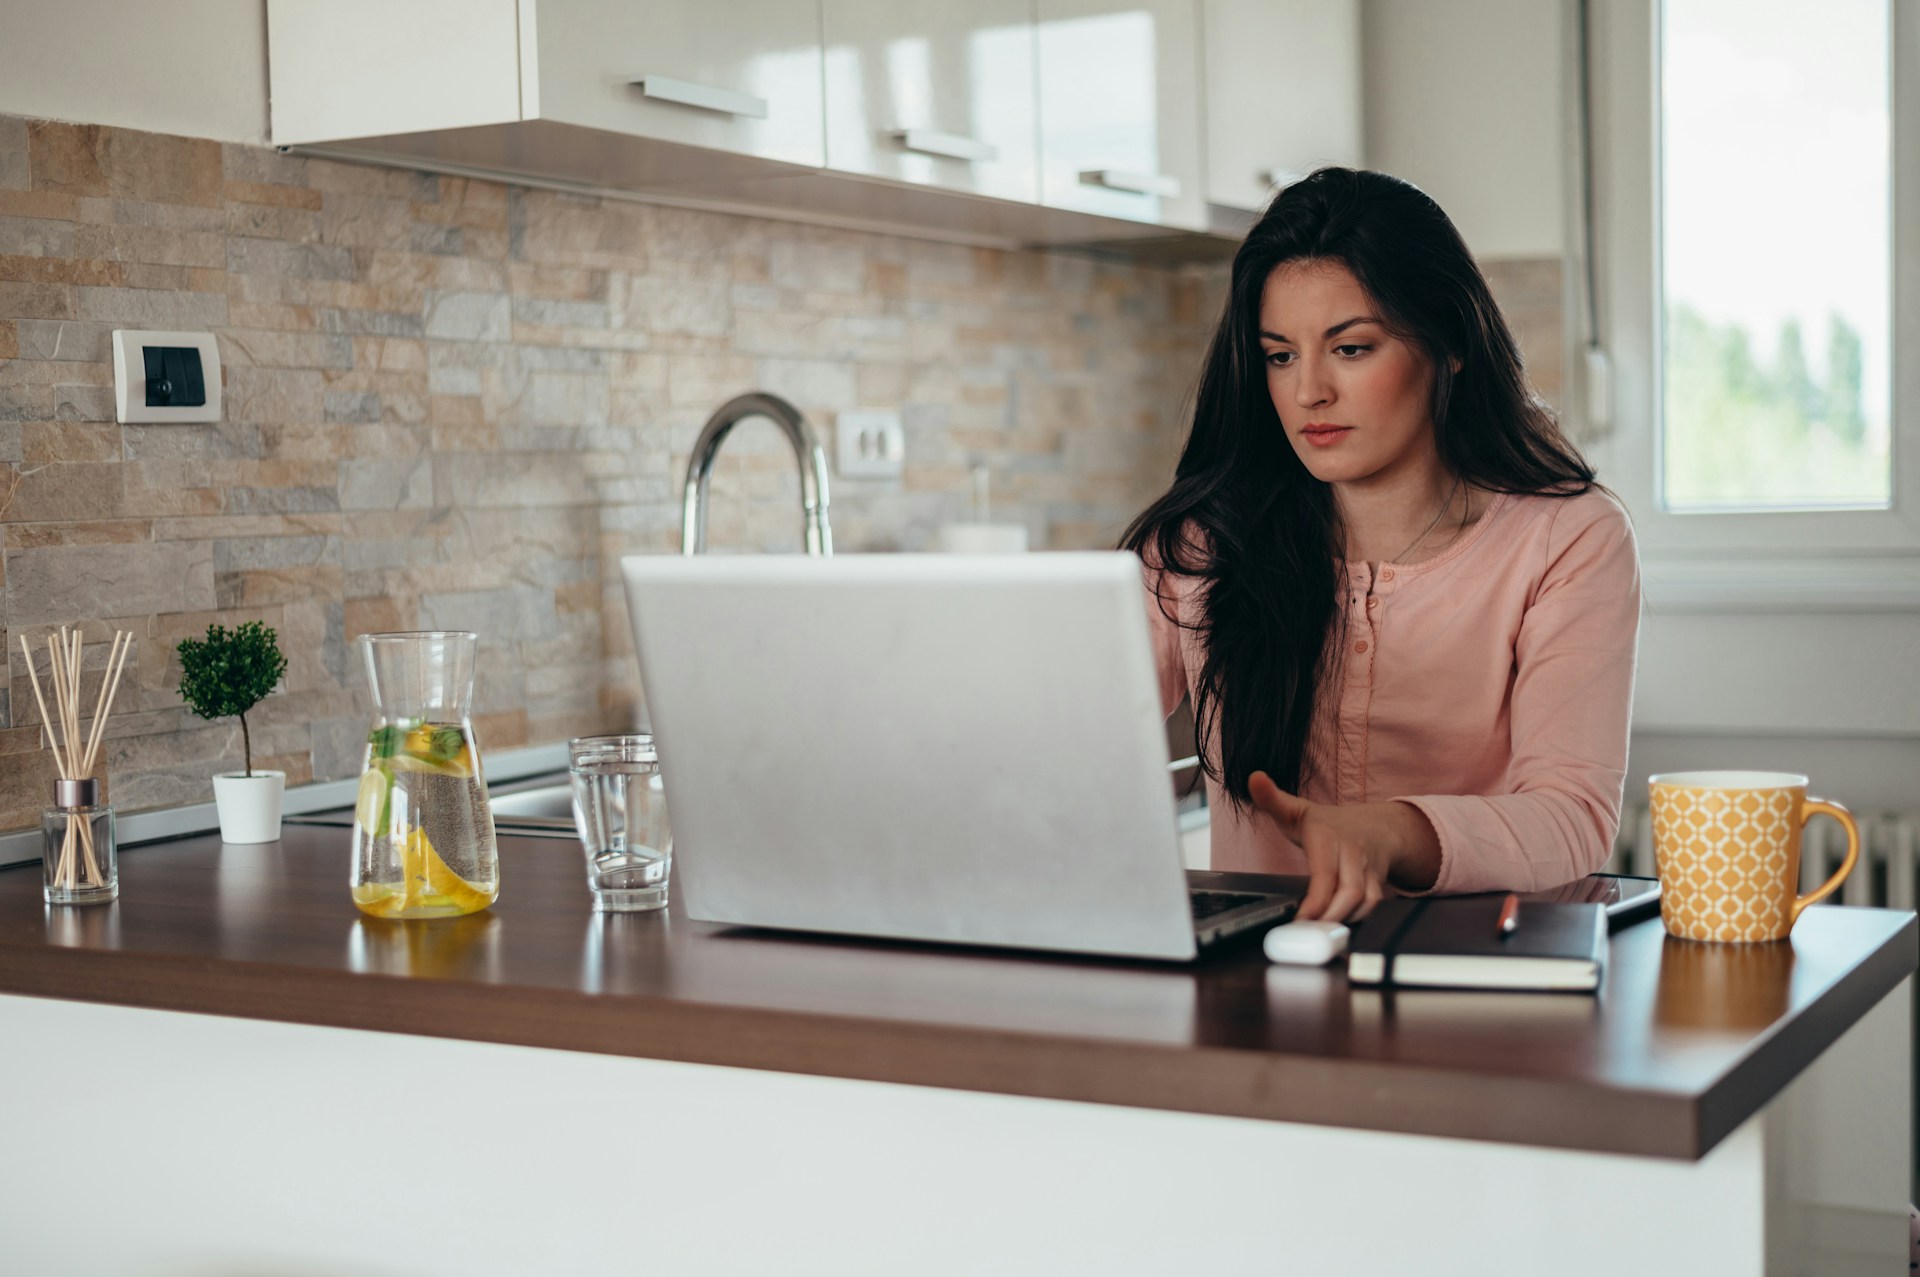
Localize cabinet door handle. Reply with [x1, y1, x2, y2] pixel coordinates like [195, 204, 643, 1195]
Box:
[892, 128, 999, 163]
[1260, 168, 1306, 189]
[1078, 169, 1181, 198]
[631, 75, 768, 120]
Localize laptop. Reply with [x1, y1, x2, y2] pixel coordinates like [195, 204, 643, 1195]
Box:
[619, 551, 1298, 961]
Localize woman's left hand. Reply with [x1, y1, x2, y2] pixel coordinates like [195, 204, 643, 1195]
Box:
[1248, 772, 1442, 921]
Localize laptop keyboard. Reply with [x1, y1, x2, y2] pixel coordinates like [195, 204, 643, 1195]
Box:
[1189, 890, 1267, 921]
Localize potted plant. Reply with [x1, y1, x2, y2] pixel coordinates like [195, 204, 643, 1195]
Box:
[177, 621, 290, 844]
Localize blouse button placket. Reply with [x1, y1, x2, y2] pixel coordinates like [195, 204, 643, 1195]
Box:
[1336, 563, 1379, 804]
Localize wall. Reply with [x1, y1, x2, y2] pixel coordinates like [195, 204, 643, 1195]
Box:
[0, 114, 1219, 831]
[0, 0, 271, 145]
[1360, 0, 1566, 260]
[1353, 0, 1570, 508]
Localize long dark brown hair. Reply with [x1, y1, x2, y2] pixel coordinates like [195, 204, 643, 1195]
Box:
[1122, 167, 1596, 808]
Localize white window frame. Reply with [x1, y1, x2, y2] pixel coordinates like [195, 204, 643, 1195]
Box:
[1582, 0, 1920, 611]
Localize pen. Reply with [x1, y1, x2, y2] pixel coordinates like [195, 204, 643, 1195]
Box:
[1496, 893, 1520, 937]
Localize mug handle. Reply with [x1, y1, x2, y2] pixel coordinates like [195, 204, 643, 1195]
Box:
[1790, 797, 1860, 922]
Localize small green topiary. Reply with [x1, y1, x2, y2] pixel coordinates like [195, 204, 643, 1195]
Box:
[176, 621, 288, 778]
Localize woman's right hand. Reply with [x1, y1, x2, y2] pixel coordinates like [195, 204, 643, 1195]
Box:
[1248, 772, 1441, 921]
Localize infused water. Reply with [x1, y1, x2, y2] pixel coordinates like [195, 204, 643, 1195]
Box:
[351, 721, 498, 919]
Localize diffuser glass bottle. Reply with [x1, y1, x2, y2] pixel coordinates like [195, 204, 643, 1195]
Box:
[19, 625, 133, 908]
[43, 778, 116, 906]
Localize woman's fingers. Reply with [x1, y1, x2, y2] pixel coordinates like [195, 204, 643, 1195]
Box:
[1356, 876, 1385, 921]
[1303, 842, 1389, 923]
[1318, 845, 1371, 922]
[1265, 785, 1385, 921]
[1294, 836, 1341, 920]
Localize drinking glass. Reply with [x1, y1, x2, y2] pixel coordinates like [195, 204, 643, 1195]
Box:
[569, 735, 672, 912]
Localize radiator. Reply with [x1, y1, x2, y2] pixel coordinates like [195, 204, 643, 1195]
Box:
[1603, 807, 1920, 910]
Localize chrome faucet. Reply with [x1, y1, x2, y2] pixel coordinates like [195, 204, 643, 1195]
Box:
[680, 392, 833, 556]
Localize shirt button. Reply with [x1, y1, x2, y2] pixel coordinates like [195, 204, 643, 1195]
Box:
[1366, 597, 1378, 608]
[1354, 640, 1369, 653]
[1380, 569, 1395, 582]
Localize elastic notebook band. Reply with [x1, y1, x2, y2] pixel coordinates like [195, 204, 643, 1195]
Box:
[1377, 898, 1432, 986]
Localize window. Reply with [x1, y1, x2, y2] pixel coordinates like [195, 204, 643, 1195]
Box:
[1587, 0, 1920, 589]
[1660, 0, 1890, 512]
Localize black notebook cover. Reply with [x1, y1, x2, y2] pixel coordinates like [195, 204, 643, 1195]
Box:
[1346, 897, 1606, 992]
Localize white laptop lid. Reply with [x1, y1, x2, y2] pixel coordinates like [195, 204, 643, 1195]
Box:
[619, 552, 1199, 960]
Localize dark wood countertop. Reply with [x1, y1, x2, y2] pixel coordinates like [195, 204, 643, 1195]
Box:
[0, 823, 1912, 1160]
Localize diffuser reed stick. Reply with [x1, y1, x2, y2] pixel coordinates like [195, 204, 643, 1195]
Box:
[20, 627, 132, 892]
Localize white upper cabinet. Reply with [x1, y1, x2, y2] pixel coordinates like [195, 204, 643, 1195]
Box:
[530, 0, 824, 169]
[267, 0, 1359, 246]
[1035, 0, 1206, 231]
[821, 0, 1039, 204]
[268, 0, 823, 169]
[1203, 0, 1362, 215]
[268, 0, 525, 144]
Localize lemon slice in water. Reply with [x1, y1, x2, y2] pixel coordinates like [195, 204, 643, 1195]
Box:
[400, 826, 495, 915]
[354, 767, 392, 832]
[354, 828, 493, 918]
[388, 752, 471, 778]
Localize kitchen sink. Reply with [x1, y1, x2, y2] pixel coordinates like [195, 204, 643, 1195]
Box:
[477, 704, 1205, 825]
[488, 782, 575, 821]
[282, 779, 582, 840]
[485, 773, 1204, 829]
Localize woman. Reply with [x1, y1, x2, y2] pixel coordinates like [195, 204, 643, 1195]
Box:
[1125, 167, 1639, 924]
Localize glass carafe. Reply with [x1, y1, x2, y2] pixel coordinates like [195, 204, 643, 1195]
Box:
[350, 631, 499, 919]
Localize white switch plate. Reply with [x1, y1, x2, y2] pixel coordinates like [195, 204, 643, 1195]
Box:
[836, 409, 904, 478]
[112, 329, 222, 423]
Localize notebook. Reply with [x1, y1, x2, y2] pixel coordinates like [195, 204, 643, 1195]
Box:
[1346, 896, 1607, 992]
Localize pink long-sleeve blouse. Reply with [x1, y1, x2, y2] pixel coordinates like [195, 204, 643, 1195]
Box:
[1147, 488, 1641, 895]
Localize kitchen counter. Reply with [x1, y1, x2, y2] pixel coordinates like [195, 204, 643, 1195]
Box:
[0, 819, 1911, 1158]
[1, 821, 1913, 1274]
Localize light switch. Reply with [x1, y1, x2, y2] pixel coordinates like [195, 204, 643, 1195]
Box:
[142, 345, 207, 407]
[113, 329, 221, 423]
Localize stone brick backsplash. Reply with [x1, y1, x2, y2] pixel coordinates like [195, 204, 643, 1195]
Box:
[0, 115, 1561, 832]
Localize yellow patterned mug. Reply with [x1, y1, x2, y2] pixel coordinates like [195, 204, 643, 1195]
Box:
[1649, 771, 1859, 943]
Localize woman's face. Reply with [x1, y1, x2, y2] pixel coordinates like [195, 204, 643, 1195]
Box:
[1258, 259, 1441, 489]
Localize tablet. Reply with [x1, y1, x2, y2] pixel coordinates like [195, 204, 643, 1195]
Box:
[1519, 872, 1661, 930]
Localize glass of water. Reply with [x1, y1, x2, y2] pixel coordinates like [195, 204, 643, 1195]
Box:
[568, 734, 672, 912]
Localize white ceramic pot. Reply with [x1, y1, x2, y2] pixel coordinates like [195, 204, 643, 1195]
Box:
[211, 770, 286, 844]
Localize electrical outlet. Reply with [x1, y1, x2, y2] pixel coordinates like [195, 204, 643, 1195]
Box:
[836, 410, 905, 478]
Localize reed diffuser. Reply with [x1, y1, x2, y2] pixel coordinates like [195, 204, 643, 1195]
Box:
[21, 626, 132, 906]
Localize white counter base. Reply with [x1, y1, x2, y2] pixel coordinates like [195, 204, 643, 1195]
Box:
[0, 979, 1907, 1276]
